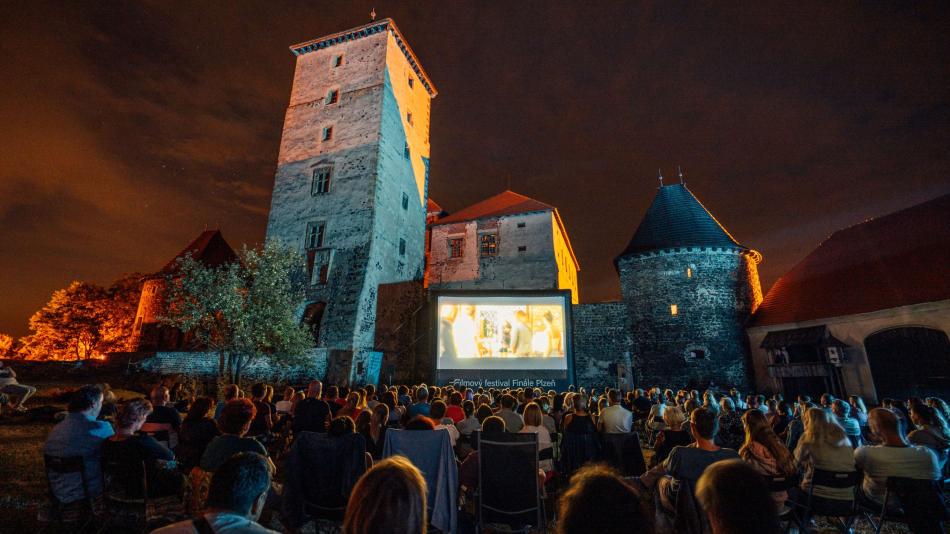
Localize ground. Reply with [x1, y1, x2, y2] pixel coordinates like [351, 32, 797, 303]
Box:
[0, 377, 919, 533]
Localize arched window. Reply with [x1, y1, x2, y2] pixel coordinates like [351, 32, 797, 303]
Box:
[302, 302, 327, 347]
[865, 326, 950, 400]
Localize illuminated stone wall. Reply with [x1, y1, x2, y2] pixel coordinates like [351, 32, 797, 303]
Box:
[137, 349, 329, 383]
[571, 301, 632, 387]
[618, 248, 761, 390]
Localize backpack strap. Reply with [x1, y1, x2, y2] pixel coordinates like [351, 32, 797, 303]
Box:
[192, 515, 215, 534]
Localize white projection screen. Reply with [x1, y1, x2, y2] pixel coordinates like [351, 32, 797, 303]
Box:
[433, 291, 574, 389]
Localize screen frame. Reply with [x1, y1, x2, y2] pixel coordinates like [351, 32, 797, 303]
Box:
[428, 288, 576, 389]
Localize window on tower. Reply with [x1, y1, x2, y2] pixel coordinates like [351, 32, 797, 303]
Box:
[402, 192, 409, 210]
[399, 238, 406, 256]
[404, 142, 410, 159]
[312, 167, 332, 195]
[326, 89, 339, 104]
[407, 111, 413, 125]
[333, 55, 344, 67]
[306, 249, 333, 285]
[322, 126, 333, 141]
[670, 304, 679, 316]
[686, 267, 692, 278]
[480, 233, 498, 256]
[518, 245, 527, 253]
[305, 222, 326, 249]
[408, 76, 414, 88]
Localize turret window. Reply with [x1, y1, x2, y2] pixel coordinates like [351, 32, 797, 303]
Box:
[402, 192, 409, 210]
[399, 238, 406, 256]
[312, 167, 332, 195]
[326, 89, 339, 104]
[332, 55, 344, 67]
[322, 126, 333, 141]
[686, 267, 692, 278]
[670, 304, 678, 316]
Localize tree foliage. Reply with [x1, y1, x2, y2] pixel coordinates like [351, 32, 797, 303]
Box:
[17, 275, 143, 360]
[160, 240, 313, 383]
[0, 333, 13, 357]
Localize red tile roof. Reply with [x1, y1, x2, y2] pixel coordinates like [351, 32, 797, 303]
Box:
[432, 190, 555, 225]
[427, 198, 443, 214]
[156, 230, 239, 276]
[751, 193, 950, 327]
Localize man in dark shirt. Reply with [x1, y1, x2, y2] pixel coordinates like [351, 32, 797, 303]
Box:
[247, 383, 273, 437]
[292, 380, 330, 434]
[632, 389, 653, 421]
[325, 386, 343, 416]
[143, 385, 182, 446]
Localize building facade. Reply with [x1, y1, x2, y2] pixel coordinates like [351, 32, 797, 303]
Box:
[265, 19, 437, 355]
[747, 194, 950, 402]
[616, 183, 763, 389]
[427, 190, 580, 303]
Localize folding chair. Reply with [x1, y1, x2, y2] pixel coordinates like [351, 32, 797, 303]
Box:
[765, 472, 802, 533]
[283, 432, 367, 530]
[601, 432, 647, 476]
[671, 479, 711, 534]
[860, 476, 948, 534]
[41, 454, 96, 533]
[558, 432, 601, 481]
[139, 429, 171, 449]
[98, 458, 150, 533]
[476, 431, 546, 533]
[791, 468, 861, 532]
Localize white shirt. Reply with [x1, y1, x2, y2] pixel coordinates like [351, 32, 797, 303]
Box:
[435, 423, 460, 447]
[520, 424, 553, 472]
[600, 404, 633, 433]
[274, 400, 292, 414]
[151, 511, 278, 534]
[855, 444, 940, 505]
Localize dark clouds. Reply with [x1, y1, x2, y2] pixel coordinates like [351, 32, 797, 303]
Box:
[1, 1, 949, 337]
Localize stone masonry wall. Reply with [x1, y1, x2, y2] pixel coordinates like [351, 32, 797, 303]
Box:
[136, 349, 329, 383]
[572, 302, 632, 388]
[618, 248, 760, 390]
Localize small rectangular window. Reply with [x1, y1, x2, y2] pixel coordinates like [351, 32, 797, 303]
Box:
[312, 167, 332, 195]
[480, 233, 497, 256]
[333, 55, 344, 67]
[686, 267, 692, 278]
[449, 238, 463, 258]
[399, 238, 406, 256]
[307, 248, 333, 285]
[322, 126, 333, 141]
[517, 222, 526, 228]
[670, 304, 678, 316]
[404, 142, 410, 159]
[306, 222, 326, 249]
[407, 111, 413, 125]
[402, 192, 409, 210]
[408, 76, 414, 88]
[518, 245, 527, 252]
[326, 89, 339, 104]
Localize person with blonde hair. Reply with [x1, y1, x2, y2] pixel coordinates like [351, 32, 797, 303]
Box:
[520, 402, 553, 472]
[338, 390, 366, 421]
[651, 405, 692, 466]
[344, 456, 428, 534]
[793, 407, 856, 502]
[739, 409, 796, 506]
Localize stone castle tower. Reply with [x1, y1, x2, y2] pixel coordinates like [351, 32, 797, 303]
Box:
[265, 19, 437, 355]
[616, 183, 762, 389]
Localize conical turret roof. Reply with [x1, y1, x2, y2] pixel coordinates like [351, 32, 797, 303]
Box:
[616, 183, 757, 262]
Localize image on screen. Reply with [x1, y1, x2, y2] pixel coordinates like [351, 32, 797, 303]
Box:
[436, 295, 568, 371]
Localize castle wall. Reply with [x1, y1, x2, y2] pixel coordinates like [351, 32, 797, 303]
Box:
[571, 301, 632, 387]
[618, 248, 761, 389]
[136, 349, 329, 383]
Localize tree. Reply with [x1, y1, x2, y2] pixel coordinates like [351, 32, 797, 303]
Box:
[161, 240, 314, 384]
[0, 333, 13, 357]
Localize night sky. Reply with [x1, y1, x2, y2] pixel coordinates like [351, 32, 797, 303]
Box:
[2, 2, 949, 338]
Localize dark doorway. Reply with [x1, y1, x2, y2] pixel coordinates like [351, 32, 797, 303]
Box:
[865, 327, 950, 400]
[781, 376, 830, 400]
[302, 302, 327, 347]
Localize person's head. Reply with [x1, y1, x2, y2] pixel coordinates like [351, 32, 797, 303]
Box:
[777, 401, 793, 417]
[523, 402, 543, 427]
[223, 384, 240, 401]
[499, 394, 516, 410]
[683, 398, 699, 416]
[405, 415, 436, 430]
[364, 384, 376, 400]
[481, 415, 506, 433]
[116, 399, 153, 432]
[371, 403, 389, 427]
[206, 452, 273, 520]
[416, 386, 429, 403]
[345, 390, 363, 409]
[68, 384, 104, 416]
[186, 396, 215, 421]
[690, 407, 718, 441]
[327, 385, 339, 400]
[462, 399, 475, 418]
[820, 393, 834, 407]
[430, 399, 447, 421]
[740, 409, 796, 475]
[250, 383, 266, 400]
[868, 407, 904, 442]
[831, 399, 851, 418]
[329, 415, 356, 436]
[150, 385, 170, 406]
[574, 394, 589, 413]
[343, 456, 428, 534]
[282, 386, 295, 401]
[800, 406, 847, 449]
[848, 395, 867, 414]
[557, 464, 650, 534]
[696, 460, 779, 534]
[663, 405, 686, 430]
[475, 404, 494, 423]
[719, 396, 735, 414]
[449, 391, 463, 407]
[911, 403, 950, 435]
[607, 389, 621, 405]
[218, 398, 257, 436]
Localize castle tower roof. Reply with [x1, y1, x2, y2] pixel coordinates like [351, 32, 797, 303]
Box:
[616, 183, 760, 262]
[154, 230, 238, 277]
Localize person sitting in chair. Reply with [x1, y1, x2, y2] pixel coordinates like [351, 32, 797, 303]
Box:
[0, 360, 36, 412]
[101, 399, 184, 498]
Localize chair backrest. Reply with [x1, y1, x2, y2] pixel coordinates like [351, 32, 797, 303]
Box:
[601, 432, 647, 476]
[766, 472, 801, 493]
[44, 454, 90, 506]
[673, 479, 711, 534]
[887, 477, 948, 533]
[811, 468, 860, 490]
[558, 431, 601, 479]
[290, 432, 366, 520]
[476, 431, 543, 530]
[382, 429, 458, 534]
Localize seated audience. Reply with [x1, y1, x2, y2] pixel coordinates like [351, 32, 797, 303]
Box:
[652, 405, 692, 466]
[770, 401, 793, 436]
[143, 385, 182, 447]
[630, 407, 739, 513]
[459, 415, 506, 496]
[357, 403, 389, 460]
[274, 387, 294, 415]
[599, 389, 633, 433]
[214, 384, 241, 420]
[407, 386, 431, 419]
[497, 393, 525, 433]
[696, 459, 780, 534]
[855, 407, 940, 508]
[832, 399, 862, 447]
[246, 383, 273, 437]
[456, 400, 480, 446]
[848, 395, 869, 426]
[343, 456, 428, 534]
[445, 391, 465, 424]
[292, 380, 330, 434]
[0, 360, 36, 412]
[716, 397, 743, 450]
[176, 396, 221, 473]
[557, 464, 651, 534]
[200, 399, 268, 473]
[908, 403, 949, 469]
[101, 399, 184, 498]
[43, 385, 114, 504]
[152, 452, 276, 534]
[337, 390, 366, 421]
[430, 400, 460, 447]
[792, 407, 856, 504]
[520, 402, 554, 472]
[563, 395, 596, 435]
[738, 409, 797, 507]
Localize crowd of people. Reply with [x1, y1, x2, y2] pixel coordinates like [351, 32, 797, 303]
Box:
[34, 374, 950, 533]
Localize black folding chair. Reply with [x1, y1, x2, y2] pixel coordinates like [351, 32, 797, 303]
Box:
[671, 479, 711, 534]
[860, 476, 948, 534]
[791, 468, 861, 532]
[600, 432, 647, 476]
[98, 458, 150, 533]
[765, 472, 802, 533]
[140, 429, 171, 449]
[476, 431, 545, 533]
[558, 432, 601, 480]
[41, 454, 95, 533]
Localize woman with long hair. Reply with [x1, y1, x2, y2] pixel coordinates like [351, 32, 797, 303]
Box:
[338, 390, 366, 421]
[177, 396, 220, 473]
[908, 403, 950, 470]
[926, 397, 950, 423]
[344, 456, 428, 534]
[739, 409, 797, 507]
[793, 407, 855, 502]
[848, 395, 869, 426]
[358, 403, 390, 460]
